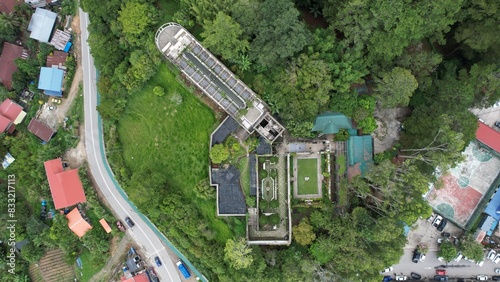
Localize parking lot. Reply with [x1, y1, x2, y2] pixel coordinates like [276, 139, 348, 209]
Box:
[391, 216, 500, 280]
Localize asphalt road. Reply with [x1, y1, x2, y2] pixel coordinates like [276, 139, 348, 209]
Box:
[79, 8, 181, 282]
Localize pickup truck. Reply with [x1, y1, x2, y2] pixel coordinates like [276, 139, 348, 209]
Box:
[176, 260, 191, 279]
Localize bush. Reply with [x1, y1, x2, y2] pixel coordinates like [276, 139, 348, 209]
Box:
[259, 215, 269, 226]
[153, 86, 165, 97]
[210, 144, 230, 164]
[335, 128, 350, 141]
[269, 200, 279, 208]
[269, 214, 280, 225]
[269, 169, 277, 178]
[245, 196, 256, 207]
[259, 169, 268, 179]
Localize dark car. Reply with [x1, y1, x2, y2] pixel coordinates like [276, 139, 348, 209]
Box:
[383, 276, 393, 282]
[125, 217, 135, 227]
[411, 272, 422, 280]
[434, 275, 449, 281]
[412, 251, 421, 263]
[495, 121, 500, 128]
[441, 232, 451, 238]
[492, 276, 500, 281]
[155, 256, 162, 267]
[437, 219, 448, 231]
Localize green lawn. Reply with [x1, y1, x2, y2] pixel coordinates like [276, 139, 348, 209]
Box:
[117, 63, 237, 243]
[336, 154, 347, 175]
[297, 158, 319, 195]
[78, 249, 105, 282]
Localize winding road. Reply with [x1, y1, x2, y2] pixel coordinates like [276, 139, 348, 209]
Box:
[80, 8, 190, 282]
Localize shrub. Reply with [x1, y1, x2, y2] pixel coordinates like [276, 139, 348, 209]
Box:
[335, 128, 350, 141]
[259, 169, 268, 179]
[269, 200, 279, 208]
[153, 86, 165, 97]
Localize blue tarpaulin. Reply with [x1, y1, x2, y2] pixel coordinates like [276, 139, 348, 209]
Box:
[63, 42, 72, 52]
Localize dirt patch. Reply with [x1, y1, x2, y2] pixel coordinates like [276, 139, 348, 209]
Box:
[90, 236, 132, 282]
[64, 126, 87, 168]
[372, 105, 411, 154]
[36, 15, 83, 130]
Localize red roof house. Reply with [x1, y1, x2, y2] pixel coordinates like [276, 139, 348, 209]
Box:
[0, 98, 26, 133]
[0, 42, 28, 90]
[476, 122, 500, 154]
[66, 208, 92, 238]
[121, 272, 150, 282]
[46, 50, 68, 69]
[27, 118, 55, 142]
[44, 158, 86, 210]
[0, 0, 22, 14]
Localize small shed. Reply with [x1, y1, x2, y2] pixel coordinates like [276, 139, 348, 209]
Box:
[347, 135, 374, 177]
[49, 30, 71, 51]
[99, 219, 112, 233]
[38, 67, 64, 96]
[46, 51, 68, 69]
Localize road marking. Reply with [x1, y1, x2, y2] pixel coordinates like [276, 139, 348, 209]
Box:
[80, 9, 177, 282]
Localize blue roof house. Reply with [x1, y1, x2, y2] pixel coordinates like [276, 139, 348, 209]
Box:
[27, 8, 57, 43]
[38, 67, 64, 97]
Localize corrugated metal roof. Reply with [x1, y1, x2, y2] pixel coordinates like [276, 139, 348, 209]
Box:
[0, 42, 28, 89]
[347, 135, 374, 176]
[44, 158, 86, 209]
[312, 112, 353, 135]
[38, 67, 64, 96]
[28, 8, 57, 43]
[485, 187, 500, 221]
[476, 122, 500, 153]
[66, 208, 92, 238]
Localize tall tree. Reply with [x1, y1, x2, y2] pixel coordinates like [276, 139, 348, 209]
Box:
[201, 12, 249, 62]
[224, 238, 253, 269]
[249, 0, 311, 67]
[292, 219, 316, 246]
[454, 0, 500, 53]
[375, 67, 418, 108]
[116, 1, 157, 46]
[439, 240, 457, 262]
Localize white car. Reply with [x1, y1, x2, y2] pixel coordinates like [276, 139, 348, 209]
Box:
[476, 260, 484, 267]
[494, 254, 500, 264]
[488, 250, 497, 261]
[419, 253, 426, 262]
[380, 267, 393, 274]
[396, 275, 407, 281]
[495, 268, 500, 274]
[454, 252, 463, 262]
[477, 275, 488, 281]
[432, 216, 443, 227]
[437, 256, 444, 261]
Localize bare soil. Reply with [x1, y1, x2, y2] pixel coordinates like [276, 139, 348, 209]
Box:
[372, 105, 411, 154]
[90, 236, 132, 282]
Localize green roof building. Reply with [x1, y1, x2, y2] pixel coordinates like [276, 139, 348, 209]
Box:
[347, 135, 374, 176]
[311, 112, 353, 135]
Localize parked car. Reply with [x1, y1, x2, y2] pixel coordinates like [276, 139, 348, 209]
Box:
[433, 216, 443, 227]
[154, 256, 162, 267]
[116, 220, 126, 232]
[495, 268, 500, 274]
[383, 276, 393, 282]
[494, 254, 500, 264]
[395, 275, 407, 281]
[125, 217, 135, 227]
[411, 272, 422, 280]
[437, 219, 448, 231]
[441, 232, 451, 238]
[477, 260, 485, 267]
[380, 267, 394, 274]
[434, 275, 449, 281]
[495, 121, 500, 128]
[477, 275, 488, 281]
[412, 251, 421, 263]
[454, 252, 463, 262]
[419, 253, 426, 262]
[52, 98, 62, 104]
[488, 250, 497, 261]
[49, 105, 55, 110]
[492, 276, 500, 281]
[436, 269, 447, 275]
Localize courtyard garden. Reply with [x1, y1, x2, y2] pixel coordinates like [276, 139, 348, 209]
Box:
[297, 158, 319, 195]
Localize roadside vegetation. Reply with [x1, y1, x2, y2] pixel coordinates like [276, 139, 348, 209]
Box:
[80, 0, 500, 281]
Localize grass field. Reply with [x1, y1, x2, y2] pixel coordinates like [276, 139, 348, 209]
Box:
[117, 63, 237, 243]
[297, 158, 319, 195]
[238, 156, 250, 196]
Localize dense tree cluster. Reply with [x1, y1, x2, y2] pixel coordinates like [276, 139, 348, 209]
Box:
[82, 0, 500, 281]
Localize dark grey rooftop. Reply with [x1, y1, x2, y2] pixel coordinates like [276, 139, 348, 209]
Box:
[256, 136, 272, 155]
[211, 116, 240, 147]
[249, 154, 257, 196]
[212, 166, 246, 215]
